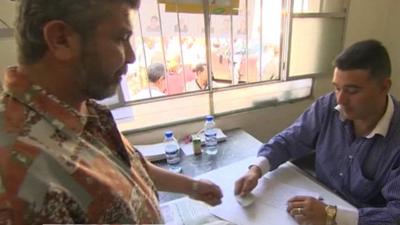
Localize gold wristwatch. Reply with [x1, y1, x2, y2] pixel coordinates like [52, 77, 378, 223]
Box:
[325, 205, 337, 225]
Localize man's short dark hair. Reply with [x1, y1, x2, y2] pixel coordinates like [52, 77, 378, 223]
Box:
[334, 39, 391, 80]
[192, 63, 206, 73]
[147, 63, 165, 83]
[16, 0, 140, 65]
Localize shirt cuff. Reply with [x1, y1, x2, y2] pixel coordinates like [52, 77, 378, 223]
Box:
[336, 205, 359, 225]
[250, 156, 271, 175]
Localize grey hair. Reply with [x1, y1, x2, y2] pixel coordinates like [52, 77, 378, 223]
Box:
[147, 63, 165, 83]
[15, 0, 140, 65]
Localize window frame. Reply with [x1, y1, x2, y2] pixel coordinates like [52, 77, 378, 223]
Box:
[105, 0, 349, 132]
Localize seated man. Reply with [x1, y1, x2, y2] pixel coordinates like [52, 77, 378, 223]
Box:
[186, 63, 209, 91]
[146, 15, 160, 32]
[0, 1, 222, 224]
[135, 63, 166, 99]
[235, 40, 400, 225]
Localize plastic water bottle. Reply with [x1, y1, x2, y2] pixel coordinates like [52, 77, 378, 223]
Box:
[204, 115, 218, 155]
[164, 130, 182, 173]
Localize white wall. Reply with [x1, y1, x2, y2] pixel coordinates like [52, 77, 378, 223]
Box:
[344, 0, 400, 98]
[386, 0, 400, 98]
[0, 0, 18, 78]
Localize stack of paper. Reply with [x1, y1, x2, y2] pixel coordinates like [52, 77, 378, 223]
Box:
[134, 143, 166, 161]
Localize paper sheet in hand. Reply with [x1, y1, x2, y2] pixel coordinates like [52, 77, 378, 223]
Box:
[210, 177, 320, 225]
[235, 193, 255, 207]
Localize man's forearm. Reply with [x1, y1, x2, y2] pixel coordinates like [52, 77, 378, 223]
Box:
[146, 162, 195, 195]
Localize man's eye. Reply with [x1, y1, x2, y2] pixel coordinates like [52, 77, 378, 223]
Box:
[120, 35, 129, 41]
[118, 34, 130, 41]
[345, 87, 359, 94]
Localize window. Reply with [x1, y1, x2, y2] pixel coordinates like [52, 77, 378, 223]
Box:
[104, 0, 348, 131]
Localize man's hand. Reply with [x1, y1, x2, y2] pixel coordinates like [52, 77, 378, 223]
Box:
[189, 179, 223, 206]
[234, 165, 262, 196]
[287, 196, 327, 225]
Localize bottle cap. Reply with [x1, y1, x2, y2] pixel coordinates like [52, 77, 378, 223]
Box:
[206, 115, 214, 121]
[164, 130, 173, 138]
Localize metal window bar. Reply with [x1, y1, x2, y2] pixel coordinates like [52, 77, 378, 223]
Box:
[278, 0, 286, 81]
[156, 2, 169, 92]
[174, 1, 188, 92]
[203, 0, 214, 115]
[258, 0, 263, 82]
[245, 0, 249, 82]
[230, 12, 235, 85]
[136, 10, 152, 97]
[319, 0, 324, 13]
[292, 12, 346, 18]
[281, 0, 293, 81]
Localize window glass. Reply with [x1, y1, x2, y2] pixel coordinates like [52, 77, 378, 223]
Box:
[210, 0, 282, 85]
[122, 0, 284, 102]
[261, 0, 282, 81]
[104, 0, 348, 131]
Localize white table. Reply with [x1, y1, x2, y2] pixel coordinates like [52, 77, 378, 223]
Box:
[161, 156, 355, 225]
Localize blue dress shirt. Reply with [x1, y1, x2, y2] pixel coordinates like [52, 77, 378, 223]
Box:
[258, 92, 400, 225]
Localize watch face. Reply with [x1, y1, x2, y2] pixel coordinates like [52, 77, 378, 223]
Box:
[327, 208, 334, 216]
[326, 205, 337, 218]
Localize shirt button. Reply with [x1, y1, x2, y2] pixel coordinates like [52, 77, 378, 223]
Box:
[339, 172, 343, 177]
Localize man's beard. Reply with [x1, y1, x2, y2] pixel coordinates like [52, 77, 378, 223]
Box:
[77, 46, 121, 101]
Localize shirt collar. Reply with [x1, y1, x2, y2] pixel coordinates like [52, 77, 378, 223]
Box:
[3, 66, 94, 134]
[334, 95, 394, 138]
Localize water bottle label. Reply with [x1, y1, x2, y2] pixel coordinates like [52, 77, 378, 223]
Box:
[165, 145, 180, 164]
[204, 128, 218, 155]
[205, 129, 217, 138]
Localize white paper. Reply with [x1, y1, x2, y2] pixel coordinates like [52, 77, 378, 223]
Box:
[210, 177, 320, 225]
[180, 142, 195, 155]
[198, 128, 227, 144]
[160, 198, 223, 225]
[134, 143, 166, 161]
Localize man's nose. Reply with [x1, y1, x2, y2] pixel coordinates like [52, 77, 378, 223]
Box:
[125, 43, 136, 64]
[336, 90, 346, 105]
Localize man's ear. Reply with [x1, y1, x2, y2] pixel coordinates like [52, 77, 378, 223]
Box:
[42, 20, 80, 61]
[381, 77, 392, 93]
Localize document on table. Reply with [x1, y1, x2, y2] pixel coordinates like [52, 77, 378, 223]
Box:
[134, 143, 166, 161]
[210, 176, 320, 225]
[160, 197, 233, 225]
[134, 142, 195, 161]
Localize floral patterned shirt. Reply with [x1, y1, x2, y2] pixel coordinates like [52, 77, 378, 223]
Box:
[0, 67, 163, 224]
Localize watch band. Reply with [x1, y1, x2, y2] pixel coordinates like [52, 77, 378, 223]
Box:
[325, 205, 337, 225]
